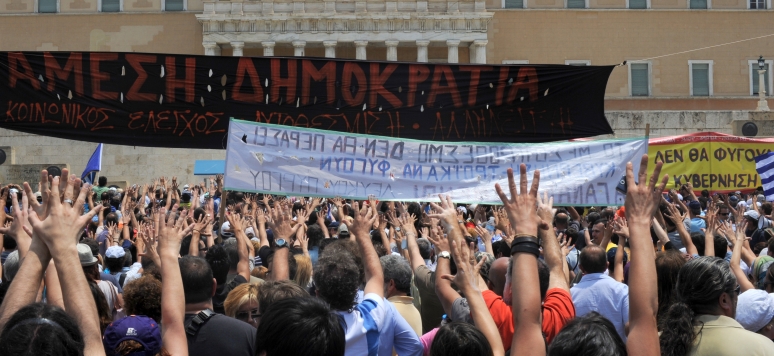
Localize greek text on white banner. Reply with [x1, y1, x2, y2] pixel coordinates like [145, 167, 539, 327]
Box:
[224, 119, 648, 206]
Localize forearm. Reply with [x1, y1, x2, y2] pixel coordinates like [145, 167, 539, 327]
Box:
[626, 221, 658, 355]
[434, 258, 459, 315]
[731, 238, 755, 292]
[704, 233, 715, 257]
[160, 249, 189, 356]
[189, 232, 201, 257]
[258, 222, 269, 248]
[483, 236, 493, 255]
[0, 244, 50, 331]
[510, 252, 544, 355]
[464, 288, 504, 356]
[539, 227, 569, 291]
[406, 230, 426, 271]
[272, 247, 289, 281]
[676, 224, 697, 256]
[357, 233, 384, 296]
[613, 241, 625, 283]
[234, 231, 251, 280]
[44, 261, 65, 310]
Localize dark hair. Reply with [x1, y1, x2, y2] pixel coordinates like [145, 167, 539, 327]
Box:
[105, 212, 119, 226]
[579, 245, 607, 274]
[123, 275, 163, 323]
[257, 280, 309, 314]
[659, 257, 737, 356]
[318, 238, 338, 256]
[0, 303, 84, 355]
[548, 312, 626, 356]
[180, 256, 215, 304]
[307, 225, 325, 248]
[655, 250, 686, 325]
[314, 253, 360, 311]
[98, 176, 108, 186]
[225, 244, 239, 271]
[104, 256, 124, 275]
[255, 297, 345, 356]
[537, 258, 550, 300]
[492, 240, 510, 259]
[321, 240, 364, 285]
[205, 245, 230, 285]
[690, 232, 706, 256]
[712, 235, 728, 259]
[3, 235, 17, 250]
[430, 322, 492, 356]
[89, 281, 112, 334]
[606, 247, 628, 275]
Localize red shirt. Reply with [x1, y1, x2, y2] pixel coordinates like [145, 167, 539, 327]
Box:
[482, 288, 576, 348]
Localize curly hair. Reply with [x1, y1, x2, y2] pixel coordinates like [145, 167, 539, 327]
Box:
[314, 253, 360, 311]
[123, 275, 163, 323]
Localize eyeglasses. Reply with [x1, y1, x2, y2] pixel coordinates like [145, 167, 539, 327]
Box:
[236, 309, 261, 321]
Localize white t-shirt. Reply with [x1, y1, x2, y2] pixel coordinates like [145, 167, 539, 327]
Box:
[338, 293, 389, 356]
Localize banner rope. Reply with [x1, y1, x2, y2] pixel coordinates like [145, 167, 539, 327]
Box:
[614, 32, 774, 66]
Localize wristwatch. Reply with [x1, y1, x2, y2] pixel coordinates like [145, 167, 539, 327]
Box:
[395, 227, 401, 232]
[438, 251, 451, 259]
[275, 238, 288, 248]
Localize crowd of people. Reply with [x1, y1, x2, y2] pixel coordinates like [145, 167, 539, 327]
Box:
[0, 155, 773, 356]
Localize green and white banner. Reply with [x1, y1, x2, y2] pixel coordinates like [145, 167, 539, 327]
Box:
[224, 118, 647, 205]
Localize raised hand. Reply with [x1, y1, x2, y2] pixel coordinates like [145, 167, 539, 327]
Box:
[267, 202, 300, 241]
[350, 201, 378, 240]
[536, 191, 554, 230]
[663, 203, 686, 226]
[612, 217, 630, 238]
[495, 164, 541, 236]
[441, 238, 485, 293]
[427, 195, 459, 231]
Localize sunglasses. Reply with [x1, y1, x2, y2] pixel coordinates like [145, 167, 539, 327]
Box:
[236, 309, 261, 321]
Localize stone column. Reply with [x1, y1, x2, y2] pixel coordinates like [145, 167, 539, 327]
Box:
[231, 41, 245, 57]
[472, 39, 488, 64]
[446, 39, 460, 64]
[203, 41, 221, 56]
[416, 40, 429, 63]
[292, 40, 306, 56]
[323, 40, 337, 58]
[355, 40, 368, 60]
[262, 41, 275, 56]
[385, 40, 399, 61]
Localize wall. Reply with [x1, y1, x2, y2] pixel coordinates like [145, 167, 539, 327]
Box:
[2, 111, 769, 186]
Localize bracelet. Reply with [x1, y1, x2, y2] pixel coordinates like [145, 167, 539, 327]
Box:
[511, 243, 541, 257]
[511, 236, 539, 246]
[514, 233, 538, 239]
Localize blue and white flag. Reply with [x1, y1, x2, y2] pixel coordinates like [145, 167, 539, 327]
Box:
[81, 143, 103, 184]
[755, 152, 774, 201]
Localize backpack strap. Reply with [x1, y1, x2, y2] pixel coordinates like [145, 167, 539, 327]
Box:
[185, 309, 216, 337]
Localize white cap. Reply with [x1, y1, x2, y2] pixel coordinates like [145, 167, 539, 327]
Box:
[736, 289, 774, 332]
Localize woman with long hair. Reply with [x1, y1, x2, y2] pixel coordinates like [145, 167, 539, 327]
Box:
[224, 283, 261, 328]
[294, 254, 313, 288]
[655, 249, 686, 325]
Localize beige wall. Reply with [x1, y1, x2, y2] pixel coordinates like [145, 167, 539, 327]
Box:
[489, 10, 774, 98]
[0, 12, 202, 54]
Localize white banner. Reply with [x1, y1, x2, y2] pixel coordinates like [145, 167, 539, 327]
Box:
[224, 119, 648, 206]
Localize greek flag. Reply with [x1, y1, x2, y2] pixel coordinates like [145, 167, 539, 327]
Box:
[755, 152, 774, 201]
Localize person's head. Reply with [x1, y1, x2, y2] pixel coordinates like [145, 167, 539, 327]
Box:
[579, 245, 607, 274]
[606, 247, 628, 275]
[0, 303, 84, 355]
[380, 255, 412, 298]
[712, 234, 729, 259]
[255, 297, 345, 356]
[763, 202, 773, 216]
[416, 238, 432, 260]
[103, 315, 162, 356]
[487, 257, 510, 296]
[123, 275, 163, 324]
[655, 250, 687, 322]
[294, 254, 313, 288]
[430, 322, 492, 356]
[180, 255, 216, 305]
[104, 246, 126, 273]
[257, 279, 309, 323]
[688, 200, 702, 216]
[590, 221, 606, 245]
[225, 283, 261, 329]
[320, 239, 364, 285]
[314, 252, 360, 311]
[205, 244, 230, 285]
[98, 176, 108, 187]
[659, 257, 739, 356]
[554, 210, 570, 229]
[729, 195, 740, 207]
[735, 289, 774, 340]
[307, 224, 325, 248]
[547, 312, 626, 356]
[716, 204, 731, 221]
[690, 232, 706, 256]
[744, 210, 761, 228]
[252, 265, 269, 279]
[3, 250, 20, 282]
[492, 240, 510, 259]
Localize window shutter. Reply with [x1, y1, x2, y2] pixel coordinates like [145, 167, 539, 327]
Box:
[689, 0, 707, 8]
[567, 0, 585, 8]
[629, 0, 647, 8]
[505, 0, 524, 8]
[38, 0, 57, 12]
[752, 64, 770, 95]
[692, 64, 710, 96]
[165, 0, 184, 11]
[631, 64, 649, 96]
[102, 0, 120, 11]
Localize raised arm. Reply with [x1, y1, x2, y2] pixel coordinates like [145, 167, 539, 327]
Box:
[475, 225, 494, 255]
[730, 219, 755, 293]
[228, 213, 252, 282]
[664, 203, 696, 256]
[266, 202, 300, 281]
[495, 165, 545, 356]
[427, 197, 469, 315]
[624, 155, 666, 356]
[350, 201, 383, 297]
[392, 211, 425, 272]
[157, 204, 193, 356]
[536, 192, 570, 292]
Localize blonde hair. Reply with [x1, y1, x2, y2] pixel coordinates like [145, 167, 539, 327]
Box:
[252, 265, 268, 279]
[293, 255, 313, 288]
[224, 283, 260, 318]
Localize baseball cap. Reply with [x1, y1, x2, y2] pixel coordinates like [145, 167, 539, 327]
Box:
[745, 210, 761, 221]
[183, 184, 190, 190]
[103, 315, 162, 356]
[688, 200, 702, 211]
[729, 195, 740, 203]
[338, 224, 349, 234]
[220, 221, 234, 238]
[759, 194, 767, 202]
[78, 243, 98, 267]
[736, 290, 774, 332]
[328, 221, 340, 229]
[105, 246, 126, 259]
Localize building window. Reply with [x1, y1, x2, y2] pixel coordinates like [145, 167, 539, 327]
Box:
[38, 0, 57, 12]
[628, 0, 648, 8]
[164, 0, 185, 11]
[101, 0, 121, 12]
[749, 59, 773, 95]
[502, 60, 529, 64]
[630, 62, 650, 96]
[567, 0, 586, 8]
[689, 61, 712, 96]
[750, 0, 767, 8]
[504, 0, 525, 8]
[565, 60, 590, 66]
[689, 0, 708, 8]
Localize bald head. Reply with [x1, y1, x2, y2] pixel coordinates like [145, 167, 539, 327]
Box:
[488, 257, 510, 296]
[579, 245, 607, 274]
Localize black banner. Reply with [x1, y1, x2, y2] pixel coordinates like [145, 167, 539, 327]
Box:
[0, 52, 614, 149]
